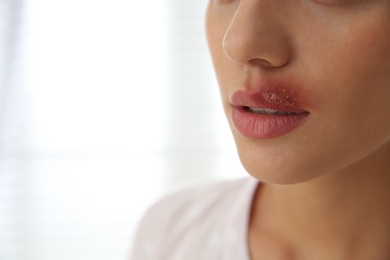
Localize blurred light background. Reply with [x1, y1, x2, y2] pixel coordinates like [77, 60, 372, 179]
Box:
[0, 0, 247, 259]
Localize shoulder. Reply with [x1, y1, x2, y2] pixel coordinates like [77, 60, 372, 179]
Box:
[130, 177, 258, 260]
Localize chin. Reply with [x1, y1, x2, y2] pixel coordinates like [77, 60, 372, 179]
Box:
[241, 159, 318, 185]
[234, 138, 326, 185]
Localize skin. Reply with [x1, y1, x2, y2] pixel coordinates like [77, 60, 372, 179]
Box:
[206, 0, 390, 259]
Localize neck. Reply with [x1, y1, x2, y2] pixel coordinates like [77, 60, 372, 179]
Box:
[251, 143, 390, 259]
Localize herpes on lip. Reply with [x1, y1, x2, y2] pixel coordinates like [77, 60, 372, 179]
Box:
[262, 88, 296, 108]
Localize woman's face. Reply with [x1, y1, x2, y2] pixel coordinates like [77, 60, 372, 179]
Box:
[206, 0, 390, 184]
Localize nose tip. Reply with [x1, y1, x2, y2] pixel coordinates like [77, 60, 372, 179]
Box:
[222, 4, 292, 69]
[223, 35, 291, 69]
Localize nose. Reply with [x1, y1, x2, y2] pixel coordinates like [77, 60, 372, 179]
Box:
[223, 0, 292, 69]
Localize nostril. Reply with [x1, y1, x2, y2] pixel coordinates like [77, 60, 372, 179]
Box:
[249, 58, 276, 68]
[248, 57, 290, 69]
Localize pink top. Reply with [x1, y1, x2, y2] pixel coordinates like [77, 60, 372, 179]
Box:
[130, 177, 259, 260]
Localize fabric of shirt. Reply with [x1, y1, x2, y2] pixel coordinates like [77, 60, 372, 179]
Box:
[130, 177, 259, 260]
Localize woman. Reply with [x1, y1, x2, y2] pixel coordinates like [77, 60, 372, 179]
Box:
[131, 0, 390, 259]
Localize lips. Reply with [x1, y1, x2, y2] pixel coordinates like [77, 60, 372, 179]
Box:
[231, 87, 309, 139]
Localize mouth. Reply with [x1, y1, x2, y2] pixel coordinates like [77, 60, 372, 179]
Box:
[230, 86, 310, 139]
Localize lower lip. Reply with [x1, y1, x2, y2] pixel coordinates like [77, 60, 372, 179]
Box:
[232, 107, 309, 139]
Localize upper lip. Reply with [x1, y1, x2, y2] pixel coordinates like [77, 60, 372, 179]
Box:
[231, 85, 309, 114]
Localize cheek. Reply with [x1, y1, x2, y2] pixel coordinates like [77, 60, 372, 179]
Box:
[307, 13, 390, 122]
[298, 16, 390, 177]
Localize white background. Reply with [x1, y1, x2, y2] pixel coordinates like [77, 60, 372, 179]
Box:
[0, 0, 247, 259]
